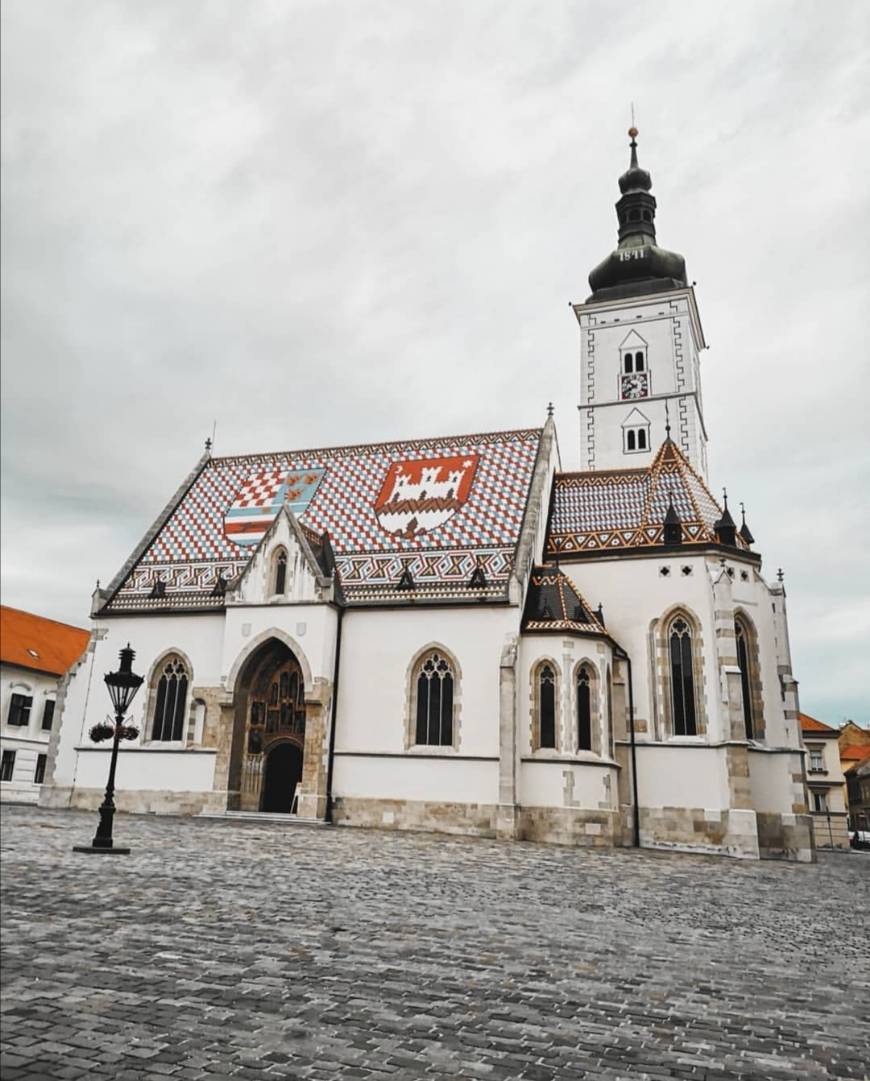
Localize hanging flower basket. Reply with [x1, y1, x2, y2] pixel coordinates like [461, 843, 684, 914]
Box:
[120, 725, 139, 741]
[88, 722, 114, 743]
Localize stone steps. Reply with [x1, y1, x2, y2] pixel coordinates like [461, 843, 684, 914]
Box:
[197, 810, 330, 828]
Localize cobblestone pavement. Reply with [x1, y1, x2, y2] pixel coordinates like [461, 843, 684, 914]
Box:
[1, 806, 868, 1081]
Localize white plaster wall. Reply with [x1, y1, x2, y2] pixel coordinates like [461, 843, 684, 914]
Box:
[333, 756, 497, 803]
[334, 606, 520, 765]
[561, 554, 721, 739]
[222, 604, 338, 692]
[73, 747, 216, 792]
[748, 749, 801, 814]
[635, 746, 730, 808]
[520, 761, 614, 808]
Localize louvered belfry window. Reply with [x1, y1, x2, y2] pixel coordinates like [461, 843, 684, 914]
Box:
[539, 664, 556, 749]
[151, 657, 189, 741]
[415, 652, 454, 746]
[669, 618, 697, 736]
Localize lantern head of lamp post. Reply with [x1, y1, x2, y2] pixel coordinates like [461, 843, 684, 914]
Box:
[73, 644, 144, 855]
[104, 644, 144, 716]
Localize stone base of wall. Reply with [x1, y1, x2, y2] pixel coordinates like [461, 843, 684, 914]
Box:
[518, 806, 621, 848]
[41, 785, 229, 817]
[757, 811, 816, 862]
[1, 787, 40, 805]
[639, 806, 761, 860]
[332, 797, 498, 837]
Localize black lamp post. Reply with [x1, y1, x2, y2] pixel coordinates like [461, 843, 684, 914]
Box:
[73, 644, 144, 855]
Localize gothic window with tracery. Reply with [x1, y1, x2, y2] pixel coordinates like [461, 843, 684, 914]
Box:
[668, 617, 697, 736]
[538, 664, 557, 749]
[414, 652, 454, 746]
[151, 656, 190, 741]
[577, 665, 593, 750]
[735, 617, 755, 739]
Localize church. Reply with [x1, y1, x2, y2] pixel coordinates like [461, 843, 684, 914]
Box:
[42, 131, 814, 861]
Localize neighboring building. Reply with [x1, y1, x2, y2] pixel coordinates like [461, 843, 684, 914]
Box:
[838, 720, 870, 753]
[840, 742, 870, 834]
[42, 131, 814, 861]
[799, 713, 849, 849]
[0, 606, 90, 803]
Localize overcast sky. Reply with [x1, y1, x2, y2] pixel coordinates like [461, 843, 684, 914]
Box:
[2, 1, 868, 723]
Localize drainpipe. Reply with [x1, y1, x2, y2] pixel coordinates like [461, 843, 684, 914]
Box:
[324, 605, 344, 824]
[614, 644, 640, 848]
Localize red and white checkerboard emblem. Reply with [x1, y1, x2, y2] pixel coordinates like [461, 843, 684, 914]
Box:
[375, 455, 478, 538]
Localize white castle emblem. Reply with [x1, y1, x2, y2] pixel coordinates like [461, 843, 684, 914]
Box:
[375, 455, 478, 538]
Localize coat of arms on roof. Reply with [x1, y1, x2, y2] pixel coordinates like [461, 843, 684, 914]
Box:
[223, 467, 325, 546]
[374, 455, 479, 539]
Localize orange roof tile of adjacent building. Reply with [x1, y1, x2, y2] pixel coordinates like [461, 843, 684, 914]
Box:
[841, 744, 870, 763]
[799, 712, 837, 734]
[0, 606, 90, 677]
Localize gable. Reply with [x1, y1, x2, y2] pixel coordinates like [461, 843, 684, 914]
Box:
[103, 426, 544, 611]
[231, 507, 329, 606]
[619, 329, 648, 349]
[621, 407, 650, 427]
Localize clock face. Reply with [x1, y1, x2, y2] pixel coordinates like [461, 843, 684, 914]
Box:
[621, 372, 649, 400]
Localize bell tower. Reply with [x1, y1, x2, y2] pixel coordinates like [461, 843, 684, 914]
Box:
[575, 129, 709, 477]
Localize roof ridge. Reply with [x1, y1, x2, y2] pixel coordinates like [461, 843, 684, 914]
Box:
[210, 425, 544, 465]
[0, 605, 88, 634]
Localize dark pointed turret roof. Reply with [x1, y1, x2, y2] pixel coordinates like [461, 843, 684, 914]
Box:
[586, 129, 688, 303]
[522, 567, 606, 635]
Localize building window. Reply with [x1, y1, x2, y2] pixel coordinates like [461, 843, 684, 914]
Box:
[812, 790, 829, 813]
[34, 754, 47, 785]
[151, 656, 190, 741]
[624, 425, 648, 453]
[273, 548, 288, 595]
[577, 665, 593, 750]
[414, 652, 455, 746]
[668, 617, 697, 736]
[808, 747, 825, 773]
[538, 664, 557, 749]
[0, 750, 15, 782]
[735, 618, 754, 738]
[7, 693, 32, 727]
[41, 700, 56, 732]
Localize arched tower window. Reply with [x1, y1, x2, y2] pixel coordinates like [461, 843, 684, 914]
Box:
[624, 353, 634, 374]
[668, 617, 697, 736]
[735, 616, 760, 740]
[634, 351, 645, 372]
[577, 665, 593, 750]
[414, 651, 455, 746]
[538, 664, 556, 749]
[273, 548, 288, 595]
[151, 655, 190, 741]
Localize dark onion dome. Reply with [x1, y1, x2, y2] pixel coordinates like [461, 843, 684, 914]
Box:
[587, 128, 688, 303]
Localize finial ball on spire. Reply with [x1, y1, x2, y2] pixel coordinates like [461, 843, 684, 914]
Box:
[628, 126, 638, 139]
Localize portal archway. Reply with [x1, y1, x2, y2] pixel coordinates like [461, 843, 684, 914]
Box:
[229, 637, 307, 812]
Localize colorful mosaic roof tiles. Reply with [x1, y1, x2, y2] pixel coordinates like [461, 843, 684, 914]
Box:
[113, 428, 543, 605]
[547, 438, 740, 557]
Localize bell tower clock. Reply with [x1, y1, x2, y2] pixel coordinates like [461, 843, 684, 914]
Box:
[574, 129, 709, 478]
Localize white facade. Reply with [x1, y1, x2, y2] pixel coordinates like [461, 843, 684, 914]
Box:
[576, 287, 709, 478]
[1, 663, 62, 803]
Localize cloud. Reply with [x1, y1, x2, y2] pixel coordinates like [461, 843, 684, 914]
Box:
[2, 0, 869, 720]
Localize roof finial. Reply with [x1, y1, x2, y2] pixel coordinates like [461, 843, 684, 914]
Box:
[546, 401, 554, 418]
[722, 487, 729, 509]
[665, 400, 672, 440]
[777, 567, 784, 583]
[628, 104, 639, 168]
[740, 501, 746, 526]
[205, 437, 212, 453]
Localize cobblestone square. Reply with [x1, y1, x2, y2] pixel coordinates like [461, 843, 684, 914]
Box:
[1, 806, 868, 1081]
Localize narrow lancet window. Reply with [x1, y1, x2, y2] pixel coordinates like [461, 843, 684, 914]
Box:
[735, 618, 754, 739]
[668, 618, 697, 736]
[415, 652, 454, 746]
[539, 664, 556, 749]
[151, 656, 189, 741]
[577, 665, 593, 750]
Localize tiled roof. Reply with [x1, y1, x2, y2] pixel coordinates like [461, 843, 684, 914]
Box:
[800, 712, 837, 734]
[521, 567, 605, 636]
[547, 438, 748, 557]
[0, 606, 90, 676]
[105, 428, 544, 610]
[841, 745, 870, 762]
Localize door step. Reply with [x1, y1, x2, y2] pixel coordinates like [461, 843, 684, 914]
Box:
[198, 810, 330, 827]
